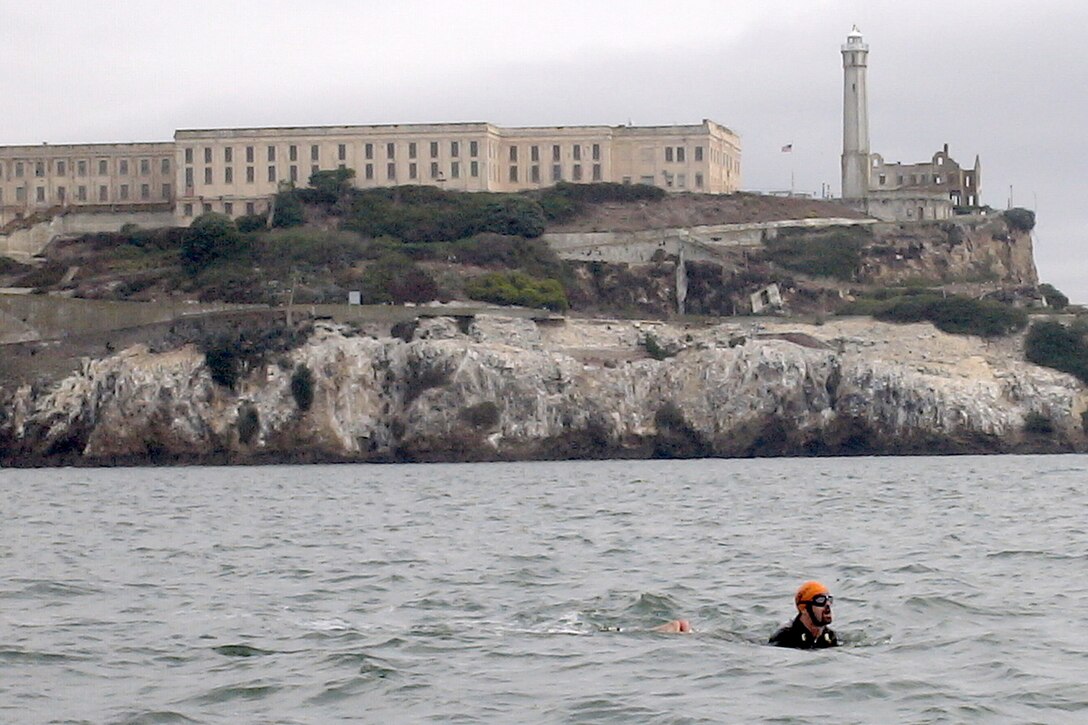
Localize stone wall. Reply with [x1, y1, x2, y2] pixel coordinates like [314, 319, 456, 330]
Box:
[0, 209, 176, 261]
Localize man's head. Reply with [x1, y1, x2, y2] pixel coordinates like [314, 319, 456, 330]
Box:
[795, 580, 833, 629]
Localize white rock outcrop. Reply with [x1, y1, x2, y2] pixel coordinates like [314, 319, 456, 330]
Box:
[3, 315, 1084, 464]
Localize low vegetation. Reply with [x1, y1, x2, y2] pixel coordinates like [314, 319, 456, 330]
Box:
[843, 292, 1028, 337]
[464, 271, 568, 311]
[763, 226, 869, 281]
[1024, 320, 1088, 384]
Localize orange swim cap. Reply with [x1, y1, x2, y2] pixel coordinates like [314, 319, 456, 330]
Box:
[795, 580, 830, 605]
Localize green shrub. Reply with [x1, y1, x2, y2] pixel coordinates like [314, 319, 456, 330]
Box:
[1038, 283, 1069, 310]
[464, 271, 568, 311]
[290, 364, 315, 411]
[205, 342, 241, 389]
[237, 404, 260, 444]
[236, 214, 267, 233]
[272, 190, 306, 228]
[1023, 411, 1055, 435]
[873, 294, 1028, 337]
[303, 168, 356, 204]
[460, 401, 500, 430]
[536, 181, 664, 222]
[763, 227, 868, 281]
[1024, 321, 1088, 384]
[14, 261, 68, 289]
[181, 213, 243, 275]
[1005, 207, 1036, 232]
[0, 257, 30, 276]
[359, 253, 438, 304]
[643, 332, 672, 360]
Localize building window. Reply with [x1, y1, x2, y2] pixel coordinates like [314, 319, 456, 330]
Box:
[677, 174, 686, 188]
[622, 176, 631, 184]
[76, 185, 86, 201]
[268, 166, 276, 182]
[57, 186, 66, 202]
[430, 161, 439, 179]
[57, 161, 67, 175]
[592, 163, 601, 181]
[572, 164, 582, 181]
[120, 160, 130, 175]
[695, 173, 703, 189]
[677, 147, 685, 162]
[78, 160, 87, 176]
[204, 148, 212, 164]
[592, 144, 600, 161]
[162, 158, 171, 174]
[640, 175, 654, 185]
[204, 168, 212, 184]
[289, 145, 297, 162]
[339, 144, 347, 161]
[552, 145, 561, 162]
[184, 168, 194, 188]
[224, 147, 233, 164]
[552, 164, 562, 182]
[935, 175, 942, 185]
[36, 187, 45, 201]
[15, 161, 24, 177]
[365, 163, 374, 180]
[430, 141, 439, 158]
[878, 174, 886, 185]
[451, 141, 460, 157]
[409, 162, 418, 179]
[140, 184, 150, 200]
[530, 165, 540, 183]
[99, 160, 108, 175]
[35, 162, 45, 177]
[509, 146, 518, 162]
[184, 203, 193, 216]
[184, 148, 193, 164]
[290, 165, 298, 182]
[470, 161, 479, 177]
[509, 166, 518, 182]
[386, 143, 395, 159]
[665, 147, 674, 162]
[531, 146, 539, 163]
[162, 183, 171, 199]
[224, 202, 233, 215]
[311, 164, 319, 177]
[470, 141, 479, 157]
[15, 187, 25, 201]
[365, 143, 373, 160]
[119, 184, 129, 200]
[573, 145, 581, 161]
[387, 162, 396, 180]
[246, 166, 255, 183]
[311, 144, 319, 161]
[695, 146, 704, 162]
[246, 146, 254, 163]
[409, 142, 417, 159]
[202, 203, 211, 213]
[225, 167, 233, 183]
[139, 159, 149, 175]
[99, 185, 108, 201]
[451, 161, 460, 179]
[245, 202, 255, 215]
[267, 146, 275, 162]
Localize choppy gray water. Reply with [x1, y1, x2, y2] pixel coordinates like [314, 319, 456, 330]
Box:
[2, 456, 1087, 724]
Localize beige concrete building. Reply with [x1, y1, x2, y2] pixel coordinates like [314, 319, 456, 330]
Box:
[1, 120, 740, 228]
[0, 142, 174, 228]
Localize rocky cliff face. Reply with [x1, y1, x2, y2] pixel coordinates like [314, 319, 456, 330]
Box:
[2, 314, 1084, 466]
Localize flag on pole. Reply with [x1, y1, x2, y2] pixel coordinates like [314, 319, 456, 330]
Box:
[781, 144, 793, 152]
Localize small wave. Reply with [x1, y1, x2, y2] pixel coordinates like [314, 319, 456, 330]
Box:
[302, 617, 352, 632]
[192, 682, 279, 704]
[2, 580, 102, 599]
[0, 647, 85, 664]
[113, 710, 199, 724]
[212, 644, 275, 658]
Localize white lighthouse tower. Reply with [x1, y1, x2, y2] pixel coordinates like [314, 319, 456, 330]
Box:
[841, 25, 870, 200]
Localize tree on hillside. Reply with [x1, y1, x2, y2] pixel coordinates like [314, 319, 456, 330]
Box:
[181, 213, 242, 275]
[308, 168, 356, 203]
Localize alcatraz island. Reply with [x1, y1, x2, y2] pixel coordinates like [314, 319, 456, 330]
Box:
[1, 28, 1086, 467]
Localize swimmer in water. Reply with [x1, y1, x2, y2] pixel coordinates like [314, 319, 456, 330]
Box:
[768, 580, 839, 649]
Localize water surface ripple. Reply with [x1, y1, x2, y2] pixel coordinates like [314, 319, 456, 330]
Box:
[2, 456, 1087, 723]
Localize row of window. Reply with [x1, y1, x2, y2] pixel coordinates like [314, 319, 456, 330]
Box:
[182, 201, 262, 218]
[877, 173, 947, 186]
[0, 158, 171, 180]
[184, 140, 487, 167]
[0, 182, 172, 204]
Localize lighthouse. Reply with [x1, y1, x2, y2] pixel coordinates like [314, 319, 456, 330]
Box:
[841, 25, 870, 200]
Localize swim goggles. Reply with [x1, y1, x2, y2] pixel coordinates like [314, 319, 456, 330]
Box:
[805, 594, 834, 606]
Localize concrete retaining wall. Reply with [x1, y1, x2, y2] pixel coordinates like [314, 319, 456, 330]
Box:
[0, 210, 177, 261]
[543, 217, 877, 263]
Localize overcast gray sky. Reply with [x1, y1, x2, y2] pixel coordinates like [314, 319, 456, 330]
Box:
[3, 0, 1085, 301]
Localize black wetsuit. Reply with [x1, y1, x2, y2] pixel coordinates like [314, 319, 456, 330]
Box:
[769, 616, 838, 649]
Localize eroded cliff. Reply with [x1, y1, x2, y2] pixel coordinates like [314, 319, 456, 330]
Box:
[2, 314, 1084, 466]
